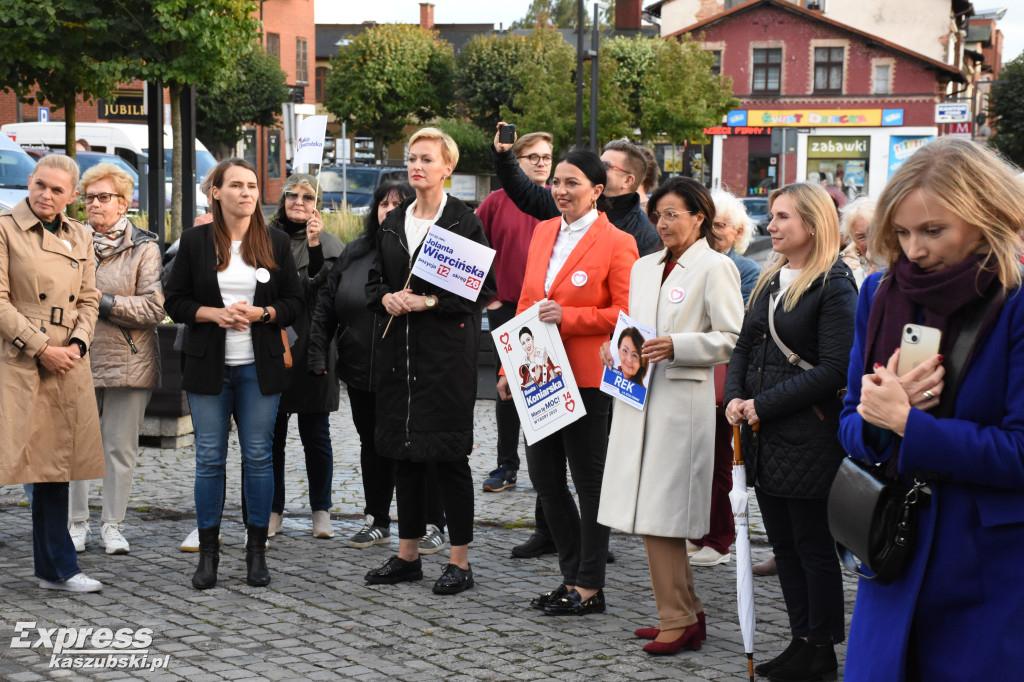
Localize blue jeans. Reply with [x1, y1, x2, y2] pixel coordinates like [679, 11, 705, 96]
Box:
[271, 411, 333, 513]
[32, 482, 81, 582]
[188, 363, 280, 530]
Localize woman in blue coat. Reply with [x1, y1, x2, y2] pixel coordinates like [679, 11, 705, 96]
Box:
[839, 137, 1024, 681]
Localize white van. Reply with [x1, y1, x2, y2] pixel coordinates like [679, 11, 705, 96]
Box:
[0, 121, 214, 213]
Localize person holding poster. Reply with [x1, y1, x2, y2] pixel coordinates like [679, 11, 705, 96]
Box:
[598, 177, 744, 655]
[364, 128, 494, 596]
[616, 326, 648, 385]
[497, 149, 638, 616]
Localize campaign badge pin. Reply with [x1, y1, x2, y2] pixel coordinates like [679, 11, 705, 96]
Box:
[255, 268, 271, 284]
[571, 271, 588, 287]
[669, 287, 685, 303]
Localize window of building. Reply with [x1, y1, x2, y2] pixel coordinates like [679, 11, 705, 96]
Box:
[710, 50, 722, 77]
[296, 38, 309, 85]
[752, 48, 782, 94]
[266, 33, 280, 62]
[814, 47, 844, 93]
[267, 131, 282, 180]
[315, 67, 328, 102]
[873, 64, 891, 94]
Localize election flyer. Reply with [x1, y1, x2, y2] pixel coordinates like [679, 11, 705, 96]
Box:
[410, 225, 495, 302]
[600, 311, 656, 411]
[491, 302, 586, 445]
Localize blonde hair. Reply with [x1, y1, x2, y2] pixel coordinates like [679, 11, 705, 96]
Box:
[513, 131, 553, 156]
[711, 189, 755, 255]
[33, 154, 80, 190]
[408, 127, 459, 169]
[79, 162, 134, 203]
[749, 182, 842, 311]
[870, 137, 1024, 290]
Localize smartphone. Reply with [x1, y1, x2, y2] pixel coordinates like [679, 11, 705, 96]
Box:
[897, 324, 942, 375]
[498, 123, 516, 144]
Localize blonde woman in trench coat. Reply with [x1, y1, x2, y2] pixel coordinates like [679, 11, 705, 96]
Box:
[598, 177, 743, 655]
[0, 154, 104, 592]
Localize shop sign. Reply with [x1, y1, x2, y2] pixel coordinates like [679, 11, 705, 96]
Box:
[727, 110, 748, 127]
[98, 91, 146, 121]
[702, 126, 772, 136]
[935, 102, 970, 123]
[947, 122, 972, 139]
[807, 136, 870, 159]
[748, 109, 886, 127]
[888, 135, 933, 178]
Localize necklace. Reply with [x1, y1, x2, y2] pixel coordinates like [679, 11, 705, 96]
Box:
[231, 241, 242, 255]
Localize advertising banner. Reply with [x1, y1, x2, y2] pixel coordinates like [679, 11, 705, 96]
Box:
[888, 135, 933, 178]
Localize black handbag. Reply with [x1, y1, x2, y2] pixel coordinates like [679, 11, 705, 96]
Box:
[827, 279, 1001, 584]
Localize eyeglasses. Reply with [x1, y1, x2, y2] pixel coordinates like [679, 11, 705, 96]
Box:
[601, 160, 631, 175]
[84, 192, 120, 204]
[518, 154, 553, 166]
[649, 209, 695, 224]
[284, 191, 316, 204]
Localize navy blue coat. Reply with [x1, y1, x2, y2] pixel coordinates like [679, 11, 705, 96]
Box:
[839, 271, 1024, 681]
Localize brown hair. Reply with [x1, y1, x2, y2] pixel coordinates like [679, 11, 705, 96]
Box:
[209, 158, 277, 273]
[602, 139, 648, 193]
[513, 131, 553, 156]
[638, 145, 659, 194]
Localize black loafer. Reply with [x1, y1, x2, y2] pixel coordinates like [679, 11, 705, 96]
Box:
[511, 532, 557, 558]
[432, 563, 474, 595]
[365, 555, 423, 584]
[543, 588, 606, 616]
[530, 583, 569, 610]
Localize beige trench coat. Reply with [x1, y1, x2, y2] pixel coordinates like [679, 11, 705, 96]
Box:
[0, 199, 103, 484]
[598, 239, 744, 538]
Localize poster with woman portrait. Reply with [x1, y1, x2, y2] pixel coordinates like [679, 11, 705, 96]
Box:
[491, 302, 586, 445]
[600, 311, 656, 411]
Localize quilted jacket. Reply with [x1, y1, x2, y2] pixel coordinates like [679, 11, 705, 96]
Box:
[724, 258, 857, 498]
[91, 224, 165, 389]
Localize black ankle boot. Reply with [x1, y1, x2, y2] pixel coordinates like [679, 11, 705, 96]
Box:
[245, 525, 271, 587]
[192, 526, 220, 590]
[767, 642, 837, 682]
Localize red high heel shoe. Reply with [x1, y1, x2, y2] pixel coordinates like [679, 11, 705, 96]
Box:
[635, 612, 706, 641]
[642, 622, 702, 655]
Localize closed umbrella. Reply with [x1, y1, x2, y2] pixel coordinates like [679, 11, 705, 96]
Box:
[729, 423, 755, 682]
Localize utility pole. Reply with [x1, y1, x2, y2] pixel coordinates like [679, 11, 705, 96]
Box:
[575, 0, 584, 150]
[589, 1, 599, 153]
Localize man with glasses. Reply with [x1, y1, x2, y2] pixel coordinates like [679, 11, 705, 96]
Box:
[492, 126, 660, 257]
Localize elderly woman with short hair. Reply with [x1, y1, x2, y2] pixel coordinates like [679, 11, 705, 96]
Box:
[710, 190, 760, 304]
[67, 163, 165, 557]
[839, 196, 876, 287]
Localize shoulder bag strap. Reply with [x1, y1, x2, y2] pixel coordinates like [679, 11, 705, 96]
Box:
[768, 292, 814, 371]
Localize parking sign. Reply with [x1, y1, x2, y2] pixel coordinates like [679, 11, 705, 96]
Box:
[38, 107, 49, 123]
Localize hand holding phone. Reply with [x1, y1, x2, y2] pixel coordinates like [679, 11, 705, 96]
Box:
[897, 324, 942, 376]
[498, 123, 516, 144]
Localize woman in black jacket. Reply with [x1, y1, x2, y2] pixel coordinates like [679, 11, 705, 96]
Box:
[724, 182, 857, 682]
[363, 128, 494, 595]
[164, 158, 303, 590]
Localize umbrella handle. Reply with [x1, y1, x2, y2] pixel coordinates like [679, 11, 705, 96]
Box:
[733, 424, 743, 465]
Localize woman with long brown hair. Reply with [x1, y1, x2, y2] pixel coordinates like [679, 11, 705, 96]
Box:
[165, 158, 303, 590]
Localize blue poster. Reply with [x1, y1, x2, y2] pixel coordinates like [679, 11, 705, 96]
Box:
[599, 311, 656, 412]
[888, 136, 933, 178]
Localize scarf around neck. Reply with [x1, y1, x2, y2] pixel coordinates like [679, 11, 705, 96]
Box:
[92, 215, 130, 261]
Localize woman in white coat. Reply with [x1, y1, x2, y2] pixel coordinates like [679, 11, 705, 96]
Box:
[598, 176, 743, 655]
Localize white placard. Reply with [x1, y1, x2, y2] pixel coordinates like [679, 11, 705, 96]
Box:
[491, 302, 586, 445]
[599, 311, 656, 411]
[293, 115, 328, 171]
[411, 225, 495, 302]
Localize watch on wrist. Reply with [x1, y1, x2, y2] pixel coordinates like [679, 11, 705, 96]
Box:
[260, 306, 271, 323]
[424, 295, 437, 310]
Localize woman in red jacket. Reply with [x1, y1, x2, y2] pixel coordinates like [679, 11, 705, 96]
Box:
[498, 149, 639, 615]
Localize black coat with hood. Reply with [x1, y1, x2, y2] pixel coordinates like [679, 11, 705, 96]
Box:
[724, 258, 858, 499]
[365, 194, 495, 462]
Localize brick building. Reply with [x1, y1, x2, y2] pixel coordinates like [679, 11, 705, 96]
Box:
[667, 0, 965, 197]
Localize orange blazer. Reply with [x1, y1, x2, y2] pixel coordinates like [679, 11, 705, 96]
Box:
[516, 212, 639, 388]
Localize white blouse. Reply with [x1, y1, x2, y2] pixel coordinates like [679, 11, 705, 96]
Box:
[544, 209, 598, 295]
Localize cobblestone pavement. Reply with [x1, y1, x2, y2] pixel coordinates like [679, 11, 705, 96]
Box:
[0, 392, 856, 681]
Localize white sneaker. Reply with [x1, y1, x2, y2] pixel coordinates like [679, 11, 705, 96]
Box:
[418, 524, 447, 555]
[268, 512, 283, 538]
[68, 521, 91, 553]
[312, 510, 335, 539]
[180, 528, 223, 552]
[690, 546, 731, 567]
[686, 540, 699, 556]
[100, 523, 130, 555]
[39, 573, 102, 592]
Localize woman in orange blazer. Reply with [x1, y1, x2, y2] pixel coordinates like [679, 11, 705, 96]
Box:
[498, 149, 639, 615]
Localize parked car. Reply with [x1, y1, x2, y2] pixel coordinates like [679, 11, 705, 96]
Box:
[317, 164, 407, 215]
[0, 134, 36, 206]
[741, 196, 771, 235]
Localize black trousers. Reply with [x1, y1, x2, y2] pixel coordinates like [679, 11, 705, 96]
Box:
[755, 487, 846, 645]
[488, 303, 522, 472]
[348, 386, 444, 531]
[525, 388, 611, 590]
[395, 458, 472, 546]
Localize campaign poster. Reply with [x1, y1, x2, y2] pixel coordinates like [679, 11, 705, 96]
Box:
[600, 311, 656, 411]
[410, 225, 496, 302]
[491, 302, 586, 445]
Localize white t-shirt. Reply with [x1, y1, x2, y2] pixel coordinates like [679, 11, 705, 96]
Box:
[218, 241, 257, 366]
[405, 194, 448, 253]
[778, 266, 801, 297]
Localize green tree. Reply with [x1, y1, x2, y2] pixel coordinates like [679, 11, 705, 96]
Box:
[455, 34, 532, 132]
[605, 34, 738, 144]
[0, 1, 131, 158]
[990, 54, 1024, 167]
[118, 0, 261, 239]
[196, 45, 290, 159]
[323, 24, 454, 161]
[432, 117, 492, 174]
[511, 0, 614, 29]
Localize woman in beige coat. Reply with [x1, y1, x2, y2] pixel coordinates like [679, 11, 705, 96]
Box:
[68, 163, 164, 556]
[598, 177, 743, 655]
[0, 154, 104, 592]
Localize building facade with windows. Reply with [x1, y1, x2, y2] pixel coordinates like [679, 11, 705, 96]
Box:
[667, 0, 964, 197]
